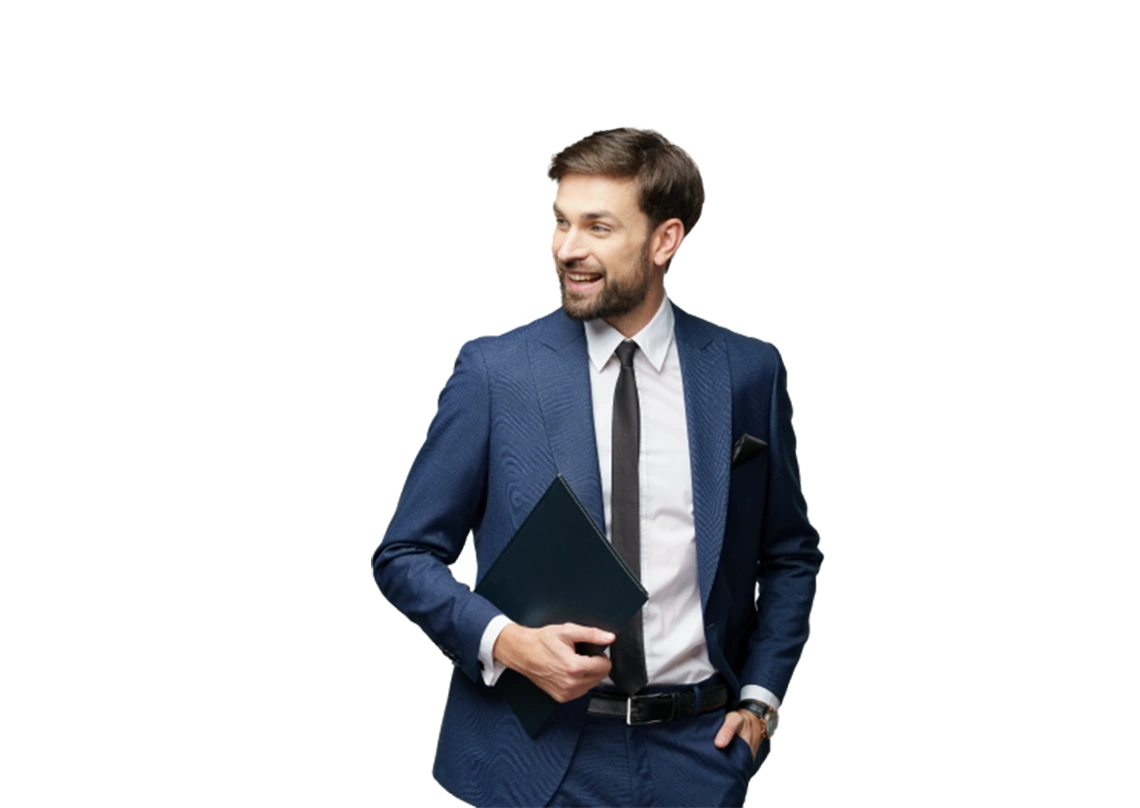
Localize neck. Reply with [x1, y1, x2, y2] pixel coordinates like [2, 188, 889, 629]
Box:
[603, 282, 666, 339]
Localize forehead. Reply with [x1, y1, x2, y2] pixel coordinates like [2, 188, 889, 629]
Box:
[554, 173, 643, 221]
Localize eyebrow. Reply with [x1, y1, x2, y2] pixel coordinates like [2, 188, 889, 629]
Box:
[553, 204, 620, 222]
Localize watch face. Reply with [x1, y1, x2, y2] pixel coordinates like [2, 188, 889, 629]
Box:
[767, 710, 778, 736]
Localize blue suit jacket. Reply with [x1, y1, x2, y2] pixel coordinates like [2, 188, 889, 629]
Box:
[372, 304, 822, 807]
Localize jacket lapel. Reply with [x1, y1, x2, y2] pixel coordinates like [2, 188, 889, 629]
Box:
[527, 304, 731, 610]
[529, 313, 607, 534]
[673, 305, 732, 610]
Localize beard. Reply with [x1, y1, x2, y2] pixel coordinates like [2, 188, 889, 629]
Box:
[557, 240, 654, 322]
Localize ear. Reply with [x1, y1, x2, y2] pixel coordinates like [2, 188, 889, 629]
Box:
[649, 218, 685, 269]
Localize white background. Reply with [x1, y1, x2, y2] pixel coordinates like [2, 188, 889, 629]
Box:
[2, 2, 1137, 806]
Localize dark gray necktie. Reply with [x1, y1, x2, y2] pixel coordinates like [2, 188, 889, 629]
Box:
[610, 340, 647, 695]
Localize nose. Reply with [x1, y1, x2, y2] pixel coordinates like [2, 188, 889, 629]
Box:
[554, 226, 588, 264]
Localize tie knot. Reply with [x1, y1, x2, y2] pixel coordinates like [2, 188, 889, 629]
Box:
[615, 340, 638, 368]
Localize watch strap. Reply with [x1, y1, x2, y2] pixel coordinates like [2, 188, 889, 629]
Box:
[737, 699, 777, 739]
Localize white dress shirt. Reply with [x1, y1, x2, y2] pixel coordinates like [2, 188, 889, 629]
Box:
[478, 297, 780, 708]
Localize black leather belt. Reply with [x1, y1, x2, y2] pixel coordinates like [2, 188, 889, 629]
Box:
[586, 681, 731, 726]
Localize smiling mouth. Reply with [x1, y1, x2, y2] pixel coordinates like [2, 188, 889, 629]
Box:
[566, 271, 603, 283]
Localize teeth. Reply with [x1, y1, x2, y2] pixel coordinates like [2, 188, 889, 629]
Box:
[569, 274, 600, 282]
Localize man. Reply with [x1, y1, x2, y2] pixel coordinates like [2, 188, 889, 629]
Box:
[372, 128, 822, 807]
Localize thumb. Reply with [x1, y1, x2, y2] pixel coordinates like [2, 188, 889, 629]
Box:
[714, 712, 743, 749]
[559, 623, 616, 646]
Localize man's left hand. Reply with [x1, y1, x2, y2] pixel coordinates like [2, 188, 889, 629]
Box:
[714, 708, 763, 759]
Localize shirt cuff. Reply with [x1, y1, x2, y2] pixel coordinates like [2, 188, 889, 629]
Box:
[477, 614, 513, 687]
[739, 684, 782, 710]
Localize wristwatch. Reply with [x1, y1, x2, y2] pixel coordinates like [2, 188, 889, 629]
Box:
[737, 699, 779, 741]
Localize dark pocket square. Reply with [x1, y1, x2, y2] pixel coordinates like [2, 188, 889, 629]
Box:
[731, 433, 768, 470]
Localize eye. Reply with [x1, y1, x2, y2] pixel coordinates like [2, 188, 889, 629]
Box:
[590, 224, 611, 235]
[554, 216, 569, 229]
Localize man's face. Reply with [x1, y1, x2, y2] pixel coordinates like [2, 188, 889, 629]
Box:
[553, 174, 656, 322]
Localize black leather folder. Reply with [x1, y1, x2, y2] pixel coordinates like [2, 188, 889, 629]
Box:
[474, 475, 648, 736]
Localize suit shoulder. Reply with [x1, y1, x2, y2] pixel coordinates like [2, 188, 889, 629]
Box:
[721, 331, 782, 394]
[456, 308, 572, 365]
[723, 329, 781, 366]
[676, 306, 782, 368]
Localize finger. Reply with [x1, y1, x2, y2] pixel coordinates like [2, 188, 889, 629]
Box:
[714, 711, 743, 749]
[595, 655, 612, 675]
[573, 654, 612, 680]
[559, 623, 616, 646]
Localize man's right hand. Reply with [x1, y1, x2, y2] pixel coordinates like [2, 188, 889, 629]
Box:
[492, 623, 615, 703]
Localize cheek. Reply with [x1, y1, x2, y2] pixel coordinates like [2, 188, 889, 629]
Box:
[607, 244, 640, 272]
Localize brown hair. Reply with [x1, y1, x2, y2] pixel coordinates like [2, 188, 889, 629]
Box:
[548, 128, 705, 237]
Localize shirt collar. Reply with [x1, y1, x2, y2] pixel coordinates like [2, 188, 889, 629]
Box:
[584, 295, 675, 373]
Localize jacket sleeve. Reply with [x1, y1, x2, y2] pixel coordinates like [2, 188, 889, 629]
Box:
[739, 346, 823, 702]
[371, 339, 502, 684]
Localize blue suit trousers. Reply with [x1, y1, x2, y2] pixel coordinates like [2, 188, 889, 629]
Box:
[546, 689, 768, 807]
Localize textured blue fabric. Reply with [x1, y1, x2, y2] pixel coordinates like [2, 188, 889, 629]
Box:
[548, 677, 769, 807]
[547, 708, 769, 808]
[372, 305, 821, 808]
